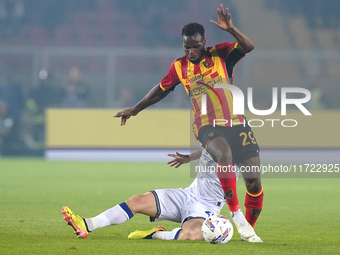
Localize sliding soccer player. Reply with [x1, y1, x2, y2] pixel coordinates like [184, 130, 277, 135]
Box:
[62, 149, 261, 242]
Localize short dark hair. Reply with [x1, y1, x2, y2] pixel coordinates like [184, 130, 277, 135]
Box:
[181, 22, 205, 37]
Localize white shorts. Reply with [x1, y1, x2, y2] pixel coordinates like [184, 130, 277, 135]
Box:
[150, 188, 224, 225]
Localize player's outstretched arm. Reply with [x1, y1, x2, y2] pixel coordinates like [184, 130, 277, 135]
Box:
[114, 84, 170, 126]
[210, 4, 254, 54]
[167, 149, 203, 168]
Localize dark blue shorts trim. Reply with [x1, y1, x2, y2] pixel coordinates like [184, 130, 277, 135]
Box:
[149, 190, 161, 222]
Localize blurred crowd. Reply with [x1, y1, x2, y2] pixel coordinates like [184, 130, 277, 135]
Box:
[0, 68, 335, 157]
[0, 66, 92, 156]
[0, 65, 191, 156]
[0, 0, 339, 156]
[0, 0, 235, 156]
[0, 0, 235, 47]
[266, 0, 340, 28]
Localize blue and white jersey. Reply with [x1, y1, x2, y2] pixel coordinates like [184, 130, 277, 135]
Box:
[185, 149, 225, 204]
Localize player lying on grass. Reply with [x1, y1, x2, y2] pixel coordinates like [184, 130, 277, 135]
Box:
[62, 149, 262, 242]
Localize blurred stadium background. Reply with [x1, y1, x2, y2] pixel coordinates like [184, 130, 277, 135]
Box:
[0, 0, 340, 158]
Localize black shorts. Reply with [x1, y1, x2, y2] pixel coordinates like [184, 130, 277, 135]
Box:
[197, 123, 260, 165]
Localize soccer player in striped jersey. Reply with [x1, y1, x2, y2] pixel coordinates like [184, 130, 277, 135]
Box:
[115, 4, 264, 239]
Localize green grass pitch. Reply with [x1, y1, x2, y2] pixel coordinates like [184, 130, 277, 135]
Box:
[0, 158, 339, 255]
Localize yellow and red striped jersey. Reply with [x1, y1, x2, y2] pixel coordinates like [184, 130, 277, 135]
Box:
[160, 42, 245, 136]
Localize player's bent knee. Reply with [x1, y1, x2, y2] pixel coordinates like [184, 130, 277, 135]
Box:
[126, 192, 156, 215]
[244, 178, 261, 193]
[126, 194, 144, 213]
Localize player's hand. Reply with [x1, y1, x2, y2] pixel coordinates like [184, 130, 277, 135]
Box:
[167, 152, 190, 168]
[114, 108, 136, 126]
[210, 4, 234, 31]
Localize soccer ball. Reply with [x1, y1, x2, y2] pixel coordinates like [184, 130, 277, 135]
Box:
[202, 214, 233, 244]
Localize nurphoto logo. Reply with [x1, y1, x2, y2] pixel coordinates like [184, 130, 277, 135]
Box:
[201, 84, 312, 128]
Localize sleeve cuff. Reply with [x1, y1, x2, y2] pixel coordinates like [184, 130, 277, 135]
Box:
[159, 84, 167, 91]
